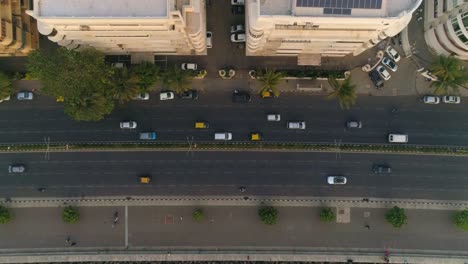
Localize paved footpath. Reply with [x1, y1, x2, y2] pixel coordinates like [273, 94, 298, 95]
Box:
[0, 204, 467, 264]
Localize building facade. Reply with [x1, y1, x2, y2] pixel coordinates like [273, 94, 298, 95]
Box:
[424, 0, 468, 60]
[0, 0, 39, 57]
[246, 0, 422, 65]
[26, 0, 207, 56]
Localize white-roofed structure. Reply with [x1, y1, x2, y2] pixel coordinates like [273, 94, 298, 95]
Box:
[246, 0, 422, 65]
[26, 0, 207, 56]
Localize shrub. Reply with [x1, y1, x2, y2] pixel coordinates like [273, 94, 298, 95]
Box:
[453, 209, 468, 231]
[62, 206, 80, 224]
[192, 208, 204, 222]
[0, 205, 11, 224]
[385, 206, 407, 228]
[320, 207, 336, 222]
[258, 206, 278, 225]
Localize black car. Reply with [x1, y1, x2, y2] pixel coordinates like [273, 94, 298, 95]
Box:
[373, 164, 392, 174]
[232, 90, 251, 103]
[231, 5, 245, 15]
[180, 90, 198, 100]
[369, 70, 384, 89]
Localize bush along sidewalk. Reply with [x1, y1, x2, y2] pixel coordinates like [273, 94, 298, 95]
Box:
[1, 141, 468, 156]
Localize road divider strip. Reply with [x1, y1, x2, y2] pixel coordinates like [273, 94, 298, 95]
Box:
[0, 141, 467, 156]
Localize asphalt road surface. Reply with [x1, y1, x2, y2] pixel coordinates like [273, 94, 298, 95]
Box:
[0, 92, 467, 146]
[1, 151, 467, 200]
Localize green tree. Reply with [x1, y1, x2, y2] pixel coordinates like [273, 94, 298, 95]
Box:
[258, 206, 278, 225]
[27, 48, 114, 121]
[161, 66, 192, 95]
[320, 207, 336, 223]
[453, 209, 468, 231]
[0, 205, 11, 224]
[385, 206, 407, 228]
[62, 206, 80, 224]
[0, 72, 13, 100]
[258, 68, 284, 97]
[131, 62, 160, 91]
[429, 55, 468, 95]
[110, 66, 140, 104]
[192, 208, 204, 222]
[327, 76, 357, 109]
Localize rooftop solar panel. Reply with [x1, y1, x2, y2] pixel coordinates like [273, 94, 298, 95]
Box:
[297, 0, 382, 9]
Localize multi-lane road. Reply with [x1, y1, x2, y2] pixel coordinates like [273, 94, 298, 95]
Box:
[1, 150, 467, 200]
[0, 92, 467, 145]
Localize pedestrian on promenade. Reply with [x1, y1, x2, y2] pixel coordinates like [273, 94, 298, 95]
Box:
[365, 224, 371, 230]
[65, 237, 70, 243]
[71, 242, 76, 247]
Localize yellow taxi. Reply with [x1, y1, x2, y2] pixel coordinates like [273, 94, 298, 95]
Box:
[195, 121, 209, 129]
[139, 175, 151, 184]
[56, 96, 64, 102]
[250, 132, 263, 141]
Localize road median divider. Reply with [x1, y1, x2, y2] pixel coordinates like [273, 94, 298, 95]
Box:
[0, 141, 467, 155]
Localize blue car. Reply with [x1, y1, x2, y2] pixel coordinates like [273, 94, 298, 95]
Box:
[139, 132, 157, 140]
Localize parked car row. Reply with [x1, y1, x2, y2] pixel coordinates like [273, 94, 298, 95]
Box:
[368, 46, 401, 89]
[423, 95, 461, 104]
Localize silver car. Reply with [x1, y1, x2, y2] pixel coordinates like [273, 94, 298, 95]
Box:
[17, 92, 34, 100]
[346, 120, 362, 128]
[9, 164, 26, 173]
[327, 176, 347, 185]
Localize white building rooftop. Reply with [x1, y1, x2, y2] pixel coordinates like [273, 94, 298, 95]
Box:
[36, 0, 168, 17]
[260, 0, 419, 17]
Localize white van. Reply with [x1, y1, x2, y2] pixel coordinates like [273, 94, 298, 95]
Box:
[388, 134, 408, 143]
[287, 121, 306, 130]
[267, 114, 281, 121]
[214, 132, 232, 141]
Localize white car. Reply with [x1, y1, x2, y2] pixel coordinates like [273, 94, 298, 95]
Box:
[231, 33, 246, 43]
[231, 0, 244, 5]
[287, 121, 306, 130]
[385, 46, 401, 62]
[181, 63, 197, 71]
[0, 95, 10, 103]
[267, 114, 281, 121]
[132, 93, 150, 100]
[159, 92, 175, 101]
[206, 31, 212, 49]
[381, 57, 398, 72]
[16, 91, 34, 100]
[442, 95, 461, 104]
[327, 176, 347, 185]
[376, 65, 391, 81]
[120, 121, 137, 129]
[230, 24, 245, 33]
[423, 96, 440, 104]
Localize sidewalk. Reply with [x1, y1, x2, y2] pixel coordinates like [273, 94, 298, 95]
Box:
[0, 205, 466, 263]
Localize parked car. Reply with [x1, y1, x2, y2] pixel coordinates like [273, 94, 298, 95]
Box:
[381, 57, 398, 72]
[442, 95, 461, 104]
[231, 4, 245, 14]
[346, 120, 362, 128]
[385, 46, 401, 62]
[0, 95, 10, 103]
[8, 164, 26, 173]
[230, 24, 245, 33]
[231, 0, 244, 5]
[181, 63, 198, 71]
[206, 31, 213, 49]
[423, 95, 440, 104]
[132, 93, 150, 100]
[267, 114, 281, 121]
[159, 92, 175, 101]
[373, 164, 392, 174]
[16, 91, 34, 100]
[139, 132, 157, 140]
[368, 70, 384, 89]
[287, 121, 306, 130]
[180, 90, 198, 100]
[120, 121, 137, 129]
[231, 33, 246, 43]
[376, 65, 391, 81]
[327, 176, 347, 185]
[232, 90, 251, 103]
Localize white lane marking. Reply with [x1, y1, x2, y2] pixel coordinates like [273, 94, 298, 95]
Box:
[125, 205, 128, 248]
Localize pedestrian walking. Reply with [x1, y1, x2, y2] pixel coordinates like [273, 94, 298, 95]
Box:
[365, 224, 371, 230]
[70, 242, 76, 247]
[65, 237, 70, 243]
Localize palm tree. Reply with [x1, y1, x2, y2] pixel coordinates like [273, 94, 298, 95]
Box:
[429, 55, 468, 95]
[258, 68, 284, 97]
[327, 75, 357, 109]
[110, 66, 140, 104]
[161, 66, 192, 95]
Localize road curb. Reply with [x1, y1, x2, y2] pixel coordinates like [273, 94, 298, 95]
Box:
[2, 196, 467, 210]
